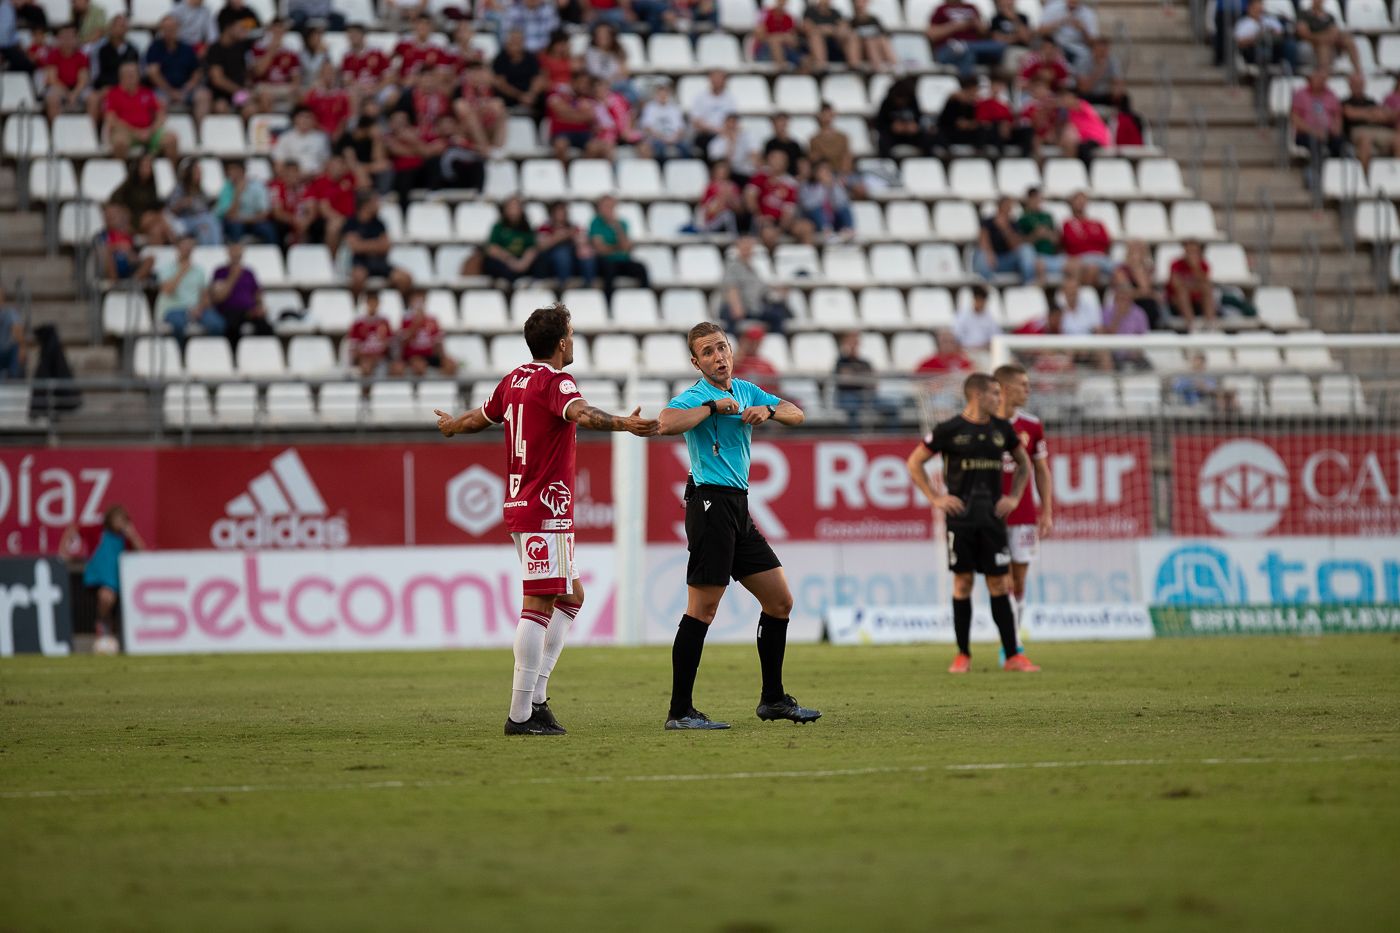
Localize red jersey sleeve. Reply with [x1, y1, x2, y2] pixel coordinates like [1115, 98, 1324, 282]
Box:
[482, 375, 508, 424]
[545, 372, 586, 421]
[1029, 420, 1048, 461]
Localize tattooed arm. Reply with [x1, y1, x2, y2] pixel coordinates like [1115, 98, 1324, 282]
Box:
[567, 403, 661, 437]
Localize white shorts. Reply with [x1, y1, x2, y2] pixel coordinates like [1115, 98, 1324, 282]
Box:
[512, 532, 579, 597]
[1008, 524, 1039, 565]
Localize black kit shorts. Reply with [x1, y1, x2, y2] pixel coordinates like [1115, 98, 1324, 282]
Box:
[684, 482, 782, 587]
[946, 518, 1011, 577]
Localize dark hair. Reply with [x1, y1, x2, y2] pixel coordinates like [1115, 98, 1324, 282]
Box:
[102, 504, 128, 532]
[525, 303, 571, 359]
[687, 321, 725, 355]
[970, 284, 989, 300]
[993, 363, 1027, 384]
[963, 372, 995, 399]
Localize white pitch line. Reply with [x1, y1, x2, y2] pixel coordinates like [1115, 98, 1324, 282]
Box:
[0, 755, 1388, 802]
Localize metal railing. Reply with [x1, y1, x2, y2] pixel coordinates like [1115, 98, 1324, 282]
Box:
[1253, 185, 1274, 286]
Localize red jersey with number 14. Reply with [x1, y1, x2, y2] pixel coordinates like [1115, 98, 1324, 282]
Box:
[1002, 409, 1048, 527]
[483, 362, 585, 533]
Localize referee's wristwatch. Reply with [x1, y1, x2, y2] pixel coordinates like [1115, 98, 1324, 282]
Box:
[765, 404, 778, 421]
[704, 399, 720, 416]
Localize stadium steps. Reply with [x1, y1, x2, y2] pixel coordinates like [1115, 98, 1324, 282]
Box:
[0, 255, 82, 300]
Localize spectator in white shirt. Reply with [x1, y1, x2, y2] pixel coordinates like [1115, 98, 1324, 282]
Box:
[272, 105, 331, 174]
[171, 0, 218, 48]
[637, 80, 692, 162]
[707, 113, 761, 184]
[1038, 0, 1097, 69]
[1055, 278, 1101, 335]
[1233, 0, 1299, 70]
[689, 69, 737, 153]
[953, 284, 1003, 350]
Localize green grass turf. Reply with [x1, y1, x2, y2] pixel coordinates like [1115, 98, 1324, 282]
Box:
[2, 637, 1399, 933]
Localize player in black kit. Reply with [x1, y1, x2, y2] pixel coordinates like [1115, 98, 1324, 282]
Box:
[907, 372, 1040, 673]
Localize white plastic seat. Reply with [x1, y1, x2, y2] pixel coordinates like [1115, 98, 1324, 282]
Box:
[948, 160, 998, 202]
[200, 115, 248, 157]
[287, 244, 338, 286]
[163, 384, 213, 426]
[758, 334, 792, 371]
[246, 113, 290, 154]
[405, 202, 455, 244]
[1268, 375, 1317, 414]
[612, 289, 661, 330]
[640, 334, 691, 375]
[1282, 332, 1340, 372]
[1090, 158, 1138, 199]
[646, 202, 693, 242]
[674, 244, 723, 286]
[307, 289, 355, 334]
[868, 244, 917, 284]
[916, 244, 970, 284]
[59, 201, 103, 245]
[1369, 159, 1400, 198]
[573, 379, 621, 410]
[234, 336, 285, 378]
[858, 288, 908, 328]
[1169, 201, 1221, 241]
[418, 381, 460, 414]
[899, 157, 948, 198]
[1001, 285, 1049, 330]
[1322, 158, 1372, 200]
[490, 334, 531, 373]
[647, 32, 697, 71]
[214, 383, 260, 425]
[1137, 158, 1190, 199]
[369, 382, 418, 424]
[103, 291, 154, 336]
[568, 159, 616, 199]
[590, 334, 641, 375]
[1253, 286, 1306, 331]
[455, 202, 500, 243]
[932, 201, 980, 242]
[265, 383, 316, 424]
[696, 31, 744, 69]
[504, 116, 543, 157]
[562, 288, 609, 331]
[510, 287, 558, 327]
[1222, 375, 1261, 414]
[186, 336, 235, 379]
[616, 158, 663, 200]
[51, 115, 100, 157]
[132, 337, 184, 379]
[1122, 201, 1171, 243]
[908, 287, 957, 327]
[996, 158, 1041, 198]
[851, 202, 886, 242]
[1317, 374, 1367, 413]
[162, 114, 197, 154]
[1205, 243, 1256, 285]
[663, 160, 709, 201]
[1076, 376, 1121, 414]
[774, 75, 821, 115]
[459, 290, 509, 332]
[317, 382, 363, 424]
[1234, 346, 1283, 370]
[443, 335, 490, 374]
[287, 335, 338, 376]
[1379, 35, 1400, 73]
[0, 73, 37, 114]
[809, 288, 859, 328]
[661, 289, 708, 328]
[1085, 201, 1123, 241]
[1042, 158, 1089, 200]
[242, 244, 286, 286]
[856, 332, 892, 373]
[1355, 200, 1400, 243]
[632, 246, 676, 286]
[891, 331, 936, 370]
[27, 158, 77, 200]
[729, 74, 775, 115]
[521, 159, 568, 199]
[821, 73, 870, 115]
[1119, 375, 1163, 415]
[484, 160, 520, 199]
[914, 75, 958, 115]
[822, 246, 870, 286]
[885, 201, 932, 239]
[788, 333, 839, 375]
[2, 115, 48, 158]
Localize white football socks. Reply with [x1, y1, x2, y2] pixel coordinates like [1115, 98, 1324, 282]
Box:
[533, 601, 580, 705]
[1013, 596, 1027, 648]
[509, 610, 550, 723]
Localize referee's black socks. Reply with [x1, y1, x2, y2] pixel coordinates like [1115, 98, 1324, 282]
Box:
[757, 613, 789, 702]
[989, 594, 1019, 659]
[952, 597, 972, 655]
[669, 614, 709, 719]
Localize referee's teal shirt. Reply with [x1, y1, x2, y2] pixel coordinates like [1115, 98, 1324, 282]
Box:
[666, 378, 782, 490]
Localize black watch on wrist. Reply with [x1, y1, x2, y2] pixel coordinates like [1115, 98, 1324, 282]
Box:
[705, 400, 719, 415]
[766, 404, 778, 420]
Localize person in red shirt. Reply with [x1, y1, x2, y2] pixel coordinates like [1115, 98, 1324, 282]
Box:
[306, 153, 358, 252]
[915, 328, 974, 375]
[252, 18, 302, 109]
[537, 31, 574, 93]
[993, 362, 1053, 656]
[1061, 190, 1115, 285]
[1017, 41, 1071, 92]
[754, 0, 804, 67]
[434, 304, 660, 735]
[347, 291, 394, 376]
[98, 202, 155, 281]
[927, 0, 1004, 76]
[341, 23, 395, 99]
[1167, 238, 1217, 330]
[453, 62, 507, 156]
[975, 78, 1034, 155]
[696, 160, 741, 234]
[743, 149, 815, 251]
[394, 290, 456, 377]
[104, 61, 178, 159]
[393, 13, 450, 80]
[731, 325, 781, 395]
[268, 160, 314, 245]
[547, 70, 604, 160]
[302, 61, 352, 137]
[1018, 80, 1059, 150]
[43, 23, 89, 123]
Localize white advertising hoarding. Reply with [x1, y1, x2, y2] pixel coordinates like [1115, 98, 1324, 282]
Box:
[825, 604, 1154, 646]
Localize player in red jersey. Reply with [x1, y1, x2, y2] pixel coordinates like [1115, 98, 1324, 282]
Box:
[435, 303, 659, 736]
[993, 363, 1053, 655]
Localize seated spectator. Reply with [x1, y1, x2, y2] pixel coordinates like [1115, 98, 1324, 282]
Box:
[589, 195, 650, 295]
[499, 0, 559, 54]
[1233, 0, 1298, 71]
[167, 159, 222, 245]
[1014, 187, 1072, 285]
[671, 0, 720, 33]
[1062, 191, 1115, 285]
[336, 104, 393, 192]
[1167, 239, 1217, 330]
[448, 21, 486, 70]
[208, 238, 273, 347]
[800, 160, 855, 241]
[306, 152, 358, 252]
[485, 196, 542, 283]
[433, 112, 489, 192]
[1098, 287, 1150, 370]
[98, 203, 154, 281]
[216, 159, 277, 244]
[708, 113, 762, 187]
[745, 149, 815, 250]
[111, 154, 175, 245]
[1113, 239, 1162, 330]
[348, 291, 393, 376]
[974, 197, 1037, 283]
[731, 325, 780, 395]
[975, 78, 1034, 155]
[548, 70, 608, 160]
[850, 0, 895, 72]
[834, 330, 899, 424]
[1296, 0, 1361, 74]
[289, 0, 347, 32]
[584, 21, 635, 102]
[384, 0, 431, 25]
[803, 0, 858, 71]
[926, 0, 1003, 77]
[1291, 70, 1345, 161]
[1076, 37, 1127, 109]
[1038, 0, 1097, 70]
[205, 18, 256, 117]
[217, 0, 262, 35]
[384, 109, 436, 204]
[392, 13, 448, 79]
[1055, 278, 1100, 335]
[343, 192, 412, 294]
[754, 0, 804, 69]
[396, 290, 457, 376]
[989, 0, 1033, 64]
[253, 19, 304, 108]
[537, 200, 597, 289]
[273, 105, 331, 174]
[936, 76, 983, 148]
[269, 161, 314, 245]
[145, 16, 207, 122]
[696, 161, 742, 235]
[396, 66, 454, 135]
[915, 328, 975, 374]
[171, 0, 218, 49]
[1016, 41, 1070, 93]
[637, 79, 691, 162]
[688, 69, 737, 153]
[72, 0, 105, 44]
[1172, 351, 1237, 413]
[721, 235, 790, 334]
[953, 285, 1001, 350]
[1056, 88, 1111, 164]
[303, 61, 353, 138]
[587, 74, 637, 151]
[89, 16, 140, 122]
[454, 63, 507, 159]
[1342, 74, 1398, 169]
[104, 61, 178, 159]
[808, 103, 853, 175]
[342, 23, 396, 102]
[492, 29, 546, 112]
[156, 234, 217, 340]
[536, 30, 573, 93]
[875, 76, 930, 157]
[42, 23, 89, 124]
[299, 26, 330, 82]
[765, 112, 806, 174]
[0, 286, 26, 379]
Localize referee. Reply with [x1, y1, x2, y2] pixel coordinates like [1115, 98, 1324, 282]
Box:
[656, 322, 822, 731]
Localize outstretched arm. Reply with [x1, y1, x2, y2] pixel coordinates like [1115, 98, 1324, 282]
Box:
[568, 403, 660, 437]
[435, 408, 493, 437]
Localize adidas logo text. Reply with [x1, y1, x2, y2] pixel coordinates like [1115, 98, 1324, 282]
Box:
[210, 450, 349, 550]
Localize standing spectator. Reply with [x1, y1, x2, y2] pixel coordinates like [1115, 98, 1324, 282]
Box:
[104, 61, 178, 159]
[915, 328, 974, 374]
[849, 0, 895, 72]
[1015, 187, 1071, 284]
[500, 0, 560, 53]
[289, 0, 347, 32]
[926, 0, 1003, 77]
[273, 106, 332, 174]
[537, 200, 597, 289]
[1038, 0, 1097, 69]
[696, 160, 742, 234]
[205, 18, 255, 117]
[834, 330, 899, 424]
[252, 18, 303, 109]
[589, 195, 650, 295]
[1167, 239, 1218, 330]
[111, 154, 174, 244]
[484, 196, 542, 283]
[1296, 0, 1361, 74]
[71, 0, 106, 45]
[144, 16, 208, 123]
[708, 114, 762, 186]
[547, 70, 606, 160]
[721, 235, 790, 334]
[803, 0, 859, 72]
[168, 159, 222, 245]
[1342, 73, 1397, 170]
[216, 159, 277, 244]
[754, 0, 804, 69]
[83, 505, 145, 653]
[1076, 37, 1127, 109]
[343, 193, 412, 293]
[1233, 0, 1298, 71]
[974, 197, 1037, 283]
[688, 69, 737, 153]
[396, 290, 458, 376]
[0, 286, 26, 379]
[171, 0, 218, 48]
[808, 103, 853, 174]
[1292, 69, 1345, 161]
[764, 112, 806, 175]
[637, 79, 691, 161]
[1055, 278, 1100, 335]
[42, 23, 89, 124]
[208, 239, 273, 347]
[348, 291, 393, 375]
[745, 149, 815, 250]
[953, 284, 1002, 350]
[1113, 239, 1162, 330]
[492, 29, 546, 112]
[1061, 191, 1115, 285]
[156, 235, 218, 340]
[875, 76, 930, 157]
[800, 160, 855, 241]
[731, 325, 780, 397]
[1098, 287, 1150, 370]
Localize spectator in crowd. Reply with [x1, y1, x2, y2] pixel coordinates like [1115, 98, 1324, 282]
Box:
[1233, 0, 1298, 71]
[875, 76, 930, 157]
[90, 16, 140, 116]
[105, 61, 178, 160]
[342, 23, 396, 102]
[926, 0, 1003, 77]
[396, 290, 457, 376]
[42, 23, 89, 124]
[145, 15, 208, 123]
[0, 286, 25, 379]
[989, 0, 1033, 64]
[537, 200, 597, 289]
[1017, 39, 1070, 93]
[98, 203, 153, 281]
[156, 234, 217, 340]
[974, 78, 1033, 155]
[1098, 286, 1150, 370]
[1296, 0, 1361, 74]
[205, 18, 256, 117]
[485, 195, 542, 283]
[589, 195, 650, 295]
[343, 192, 412, 294]
[974, 197, 1037, 283]
[1015, 187, 1071, 285]
[953, 284, 1002, 350]
[696, 160, 742, 234]
[348, 291, 393, 376]
[584, 21, 635, 102]
[168, 159, 222, 245]
[208, 238, 273, 347]
[435, 111, 490, 191]
[1113, 239, 1162, 330]
[83, 505, 145, 651]
[586, 73, 637, 153]
[536, 30, 574, 92]
[449, 20, 486, 70]
[721, 235, 790, 334]
[754, 0, 804, 69]
[492, 28, 546, 112]
[383, 109, 433, 203]
[289, 0, 347, 32]
[834, 330, 899, 425]
[708, 113, 762, 186]
[307, 152, 357, 252]
[1076, 36, 1127, 109]
[304, 61, 354, 139]
[936, 76, 983, 148]
[299, 25, 330, 82]
[1292, 69, 1345, 161]
[253, 19, 304, 109]
[1342, 73, 1398, 169]
[72, 0, 105, 44]
[637, 79, 691, 161]
[1055, 278, 1100, 335]
[800, 160, 855, 241]
[548, 69, 608, 160]
[765, 112, 806, 174]
[217, 0, 262, 34]
[803, 0, 858, 71]
[273, 105, 332, 174]
[269, 161, 314, 245]
[216, 159, 277, 244]
[1038, 0, 1097, 69]
[384, 0, 431, 24]
[172, 0, 218, 48]
[1172, 351, 1237, 412]
[689, 69, 736, 153]
[808, 103, 853, 175]
[731, 324, 781, 395]
[915, 328, 974, 374]
[745, 149, 815, 250]
[110, 154, 174, 244]
[1062, 191, 1115, 285]
[337, 105, 392, 192]
[1167, 239, 1217, 330]
[501, 0, 560, 53]
[850, 0, 895, 72]
[394, 14, 455, 78]
[1056, 87, 1111, 164]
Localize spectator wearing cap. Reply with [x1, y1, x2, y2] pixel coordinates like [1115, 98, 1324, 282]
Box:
[1167, 239, 1217, 331]
[915, 328, 974, 374]
[754, 0, 804, 69]
[156, 234, 218, 341]
[1061, 191, 1115, 285]
[395, 290, 457, 377]
[1038, 0, 1097, 69]
[216, 159, 277, 245]
[537, 201, 598, 290]
[974, 197, 1037, 283]
[208, 238, 274, 348]
[1291, 70, 1345, 162]
[500, 0, 560, 54]
[637, 80, 692, 162]
[834, 330, 899, 425]
[288, 0, 347, 32]
[42, 23, 89, 124]
[145, 15, 208, 123]
[590, 196, 650, 296]
[721, 235, 791, 335]
[732, 325, 781, 396]
[953, 284, 1002, 351]
[926, 0, 1003, 77]
[688, 69, 737, 154]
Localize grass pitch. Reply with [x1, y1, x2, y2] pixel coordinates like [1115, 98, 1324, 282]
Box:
[2, 637, 1399, 933]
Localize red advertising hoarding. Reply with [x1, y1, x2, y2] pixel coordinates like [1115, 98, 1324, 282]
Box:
[1173, 434, 1400, 537]
[0, 449, 159, 556]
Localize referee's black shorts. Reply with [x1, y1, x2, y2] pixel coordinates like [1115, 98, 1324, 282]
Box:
[684, 482, 782, 586]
